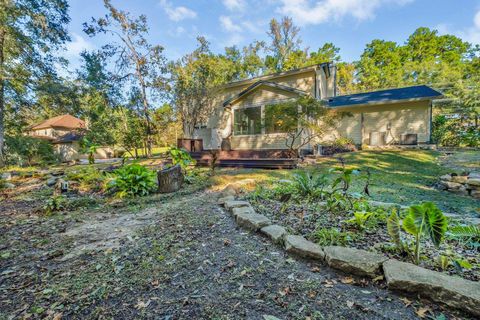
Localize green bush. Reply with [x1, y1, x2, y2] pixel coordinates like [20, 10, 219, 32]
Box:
[169, 147, 196, 170]
[4, 135, 58, 166]
[432, 115, 479, 147]
[107, 163, 157, 197]
[43, 195, 66, 215]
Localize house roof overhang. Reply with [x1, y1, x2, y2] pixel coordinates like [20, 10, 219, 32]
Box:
[326, 85, 444, 109]
[220, 63, 333, 90]
[222, 80, 309, 108]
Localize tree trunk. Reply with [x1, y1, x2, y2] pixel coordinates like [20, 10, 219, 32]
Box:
[0, 28, 5, 167]
[157, 164, 184, 193]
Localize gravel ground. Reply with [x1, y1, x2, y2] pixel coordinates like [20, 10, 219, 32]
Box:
[0, 189, 472, 319]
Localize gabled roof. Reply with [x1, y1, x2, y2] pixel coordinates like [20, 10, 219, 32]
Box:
[31, 114, 85, 130]
[223, 81, 309, 107]
[327, 85, 443, 108]
[222, 62, 332, 89]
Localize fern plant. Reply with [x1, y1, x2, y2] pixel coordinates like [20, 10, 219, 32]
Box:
[402, 202, 448, 265]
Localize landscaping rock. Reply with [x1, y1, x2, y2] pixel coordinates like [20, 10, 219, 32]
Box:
[471, 190, 480, 199]
[221, 185, 238, 197]
[46, 177, 58, 187]
[235, 212, 271, 231]
[284, 235, 324, 260]
[232, 206, 255, 218]
[3, 182, 15, 189]
[368, 200, 407, 210]
[451, 175, 468, 183]
[449, 185, 469, 196]
[224, 200, 251, 211]
[260, 225, 287, 244]
[323, 246, 388, 278]
[443, 181, 463, 190]
[218, 195, 235, 205]
[1, 172, 12, 181]
[466, 178, 480, 187]
[383, 259, 480, 317]
[468, 172, 480, 179]
[439, 174, 452, 181]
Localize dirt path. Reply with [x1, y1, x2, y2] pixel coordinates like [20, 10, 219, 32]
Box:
[0, 191, 469, 319]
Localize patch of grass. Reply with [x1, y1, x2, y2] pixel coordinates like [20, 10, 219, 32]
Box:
[218, 150, 478, 215]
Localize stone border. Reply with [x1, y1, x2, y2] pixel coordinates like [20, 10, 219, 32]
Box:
[217, 194, 480, 317]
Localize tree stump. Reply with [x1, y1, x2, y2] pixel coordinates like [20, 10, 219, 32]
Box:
[157, 165, 184, 193]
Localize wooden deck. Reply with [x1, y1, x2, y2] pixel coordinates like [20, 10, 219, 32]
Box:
[190, 150, 297, 169]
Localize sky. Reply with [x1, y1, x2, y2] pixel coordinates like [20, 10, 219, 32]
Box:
[62, 0, 480, 72]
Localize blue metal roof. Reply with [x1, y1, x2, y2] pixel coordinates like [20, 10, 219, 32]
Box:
[327, 85, 443, 108]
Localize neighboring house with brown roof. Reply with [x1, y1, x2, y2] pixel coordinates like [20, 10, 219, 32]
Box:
[28, 114, 114, 162]
[28, 114, 86, 140]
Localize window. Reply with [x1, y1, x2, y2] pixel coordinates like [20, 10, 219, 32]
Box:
[233, 107, 262, 135]
[264, 103, 298, 134]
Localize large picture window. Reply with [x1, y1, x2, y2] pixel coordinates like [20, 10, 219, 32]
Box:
[233, 107, 262, 135]
[264, 103, 298, 134]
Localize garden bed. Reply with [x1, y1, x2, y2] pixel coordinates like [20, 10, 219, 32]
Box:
[245, 191, 479, 282]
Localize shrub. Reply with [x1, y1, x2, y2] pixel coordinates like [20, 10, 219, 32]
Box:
[67, 166, 106, 192]
[107, 163, 157, 197]
[43, 195, 66, 215]
[169, 147, 196, 170]
[321, 137, 357, 156]
[4, 135, 58, 166]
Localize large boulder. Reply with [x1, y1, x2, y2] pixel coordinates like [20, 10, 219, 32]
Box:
[284, 235, 324, 260]
[46, 176, 58, 187]
[235, 212, 271, 231]
[383, 259, 480, 317]
[323, 246, 388, 278]
[261, 225, 287, 244]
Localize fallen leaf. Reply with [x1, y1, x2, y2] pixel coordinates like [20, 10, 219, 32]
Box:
[53, 313, 62, 320]
[135, 300, 151, 310]
[400, 297, 412, 307]
[415, 306, 431, 318]
[340, 276, 355, 284]
[310, 266, 321, 273]
[346, 301, 354, 308]
[279, 287, 292, 296]
[307, 291, 316, 298]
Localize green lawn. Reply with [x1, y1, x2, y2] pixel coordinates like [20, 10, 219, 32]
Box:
[213, 150, 479, 215]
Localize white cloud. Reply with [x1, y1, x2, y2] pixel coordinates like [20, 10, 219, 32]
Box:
[168, 26, 186, 37]
[437, 10, 480, 45]
[224, 33, 245, 47]
[159, 0, 197, 21]
[65, 33, 94, 57]
[220, 15, 243, 32]
[277, 0, 413, 26]
[223, 0, 247, 11]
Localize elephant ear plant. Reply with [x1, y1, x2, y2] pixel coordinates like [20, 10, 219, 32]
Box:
[391, 202, 448, 265]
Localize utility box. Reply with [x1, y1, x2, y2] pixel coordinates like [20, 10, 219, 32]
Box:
[369, 131, 386, 146]
[400, 133, 418, 145]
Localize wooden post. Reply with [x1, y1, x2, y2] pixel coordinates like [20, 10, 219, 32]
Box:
[157, 165, 184, 193]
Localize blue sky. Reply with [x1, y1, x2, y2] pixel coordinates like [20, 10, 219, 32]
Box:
[63, 0, 480, 71]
